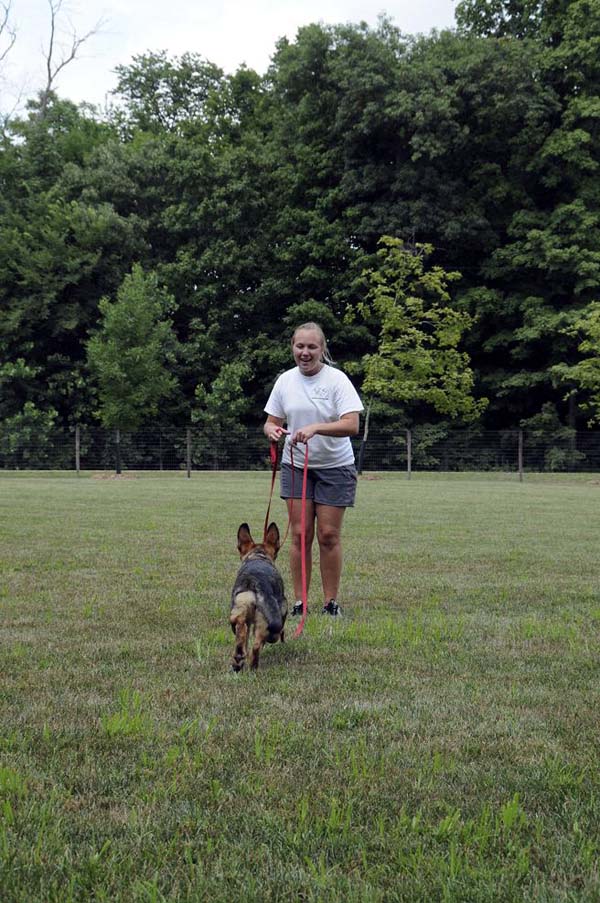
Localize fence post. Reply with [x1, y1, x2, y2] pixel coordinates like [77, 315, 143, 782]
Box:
[518, 429, 524, 482]
[406, 429, 412, 480]
[75, 425, 80, 475]
[357, 401, 371, 475]
[186, 428, 192, 478]
[115, 429, 122, 475]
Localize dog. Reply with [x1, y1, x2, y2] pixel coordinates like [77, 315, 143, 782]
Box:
[230, 522, 287, 671]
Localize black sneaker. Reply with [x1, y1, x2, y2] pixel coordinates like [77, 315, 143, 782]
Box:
[322, 599, 342, 617]
[291, 601, 306, 616]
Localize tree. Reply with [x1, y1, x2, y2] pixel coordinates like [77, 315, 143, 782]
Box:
[0, 1, 15, 68]
[112, 51, 225, 134]
[1, 0, 103, 127]
[3, 11, 600, 442]
[455, 0, 600, 427]
[351, 236, 487, 422]
[0, 0, 19, 129]
[0, 99, 143, 431]
[551, 302, 600, 424]
[38, 0, 105, 118]
[456, 0, 547, 38]
[87, 265, 178, 436]
[0, 402, 57, 468]
[192, 360, 252, 467]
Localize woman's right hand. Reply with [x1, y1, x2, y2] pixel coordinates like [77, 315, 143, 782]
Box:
[266, 424, 289, 442]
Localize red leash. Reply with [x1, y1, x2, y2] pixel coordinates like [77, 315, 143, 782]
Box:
[293, 440, 309, 639]
[262, 441, 279, 544]
[263, 439, 309, 639]
[263, 441, 296, 548]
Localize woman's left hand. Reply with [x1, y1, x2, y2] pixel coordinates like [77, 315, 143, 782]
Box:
[291, 425, 318, 444]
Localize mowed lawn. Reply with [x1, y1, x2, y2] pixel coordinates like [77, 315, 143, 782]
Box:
[1, 471, 599, 902]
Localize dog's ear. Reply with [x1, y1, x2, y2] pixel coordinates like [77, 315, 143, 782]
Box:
[264, 522, 280, 560]
[237, 523, 254, 558]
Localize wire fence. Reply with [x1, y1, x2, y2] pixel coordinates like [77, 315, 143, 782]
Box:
[2, 426, 600, 476]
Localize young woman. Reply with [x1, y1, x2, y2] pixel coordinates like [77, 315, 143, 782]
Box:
[263, 322, 363, 616]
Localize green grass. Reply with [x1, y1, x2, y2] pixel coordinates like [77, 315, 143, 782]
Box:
[1, 471, 599, 901]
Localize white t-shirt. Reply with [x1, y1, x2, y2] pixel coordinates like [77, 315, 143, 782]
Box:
[264, 365, 364, 468]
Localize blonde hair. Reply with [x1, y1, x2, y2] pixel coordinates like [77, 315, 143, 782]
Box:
[291, 322, 335, 365]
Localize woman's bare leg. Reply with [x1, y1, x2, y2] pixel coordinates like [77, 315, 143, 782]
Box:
[315, 504, 346, 602]
[287, 498, 315, 601]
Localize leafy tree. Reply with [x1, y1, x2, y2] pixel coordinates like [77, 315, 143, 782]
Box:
[456, 0, 547, 38]
[0, 359, 40, 420]
[87, 264, 178, 432]
[0, 402, 57, 467]
[192, 360, 252, 466]
[0, 96, 139, 430]
[351, 236, 487, 422]
[519, 401, 585, 470]
[455, 0, 600, 427]
[112, 51, 225, 134]
[265, 18, 576, 429]
[9, 94, 114, 189]
[0, 191, 143, 425]
[99, 53, 281, 423]
[266, 21, 404, 303]
[2, 11, 600, 445]
[551, 301, 600, 423]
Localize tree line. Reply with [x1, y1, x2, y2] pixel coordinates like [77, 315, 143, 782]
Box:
[1, 0, 600, 460]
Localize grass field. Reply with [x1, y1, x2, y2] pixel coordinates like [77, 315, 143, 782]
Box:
[1, 471, 599, 902]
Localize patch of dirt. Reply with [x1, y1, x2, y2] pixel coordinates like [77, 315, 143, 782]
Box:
[91, 472, 137, 480]
[360, 474, 382, 481]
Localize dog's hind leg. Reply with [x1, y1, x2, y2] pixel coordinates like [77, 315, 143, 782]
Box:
[231, 620, 249, 671]
[230, 591, 255, 672]
[249, 611, 270, 670]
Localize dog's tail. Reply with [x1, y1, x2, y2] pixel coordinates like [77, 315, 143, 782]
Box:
[231, 588, 283, 637]
[265, 610, 284, 639]
[230, 590, 256, 630]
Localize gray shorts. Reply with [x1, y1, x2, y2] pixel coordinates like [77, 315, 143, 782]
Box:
[280, 463, 358, 508]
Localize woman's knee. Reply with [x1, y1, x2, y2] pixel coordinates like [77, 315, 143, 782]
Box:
[317, 525, 341, 550]
[292, 526, 314, 548]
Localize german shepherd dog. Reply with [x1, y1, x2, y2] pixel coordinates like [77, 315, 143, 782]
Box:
[230, 522, 287, 671]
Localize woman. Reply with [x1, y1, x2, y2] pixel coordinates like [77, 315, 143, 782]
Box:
[263, 322, 363, 616]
